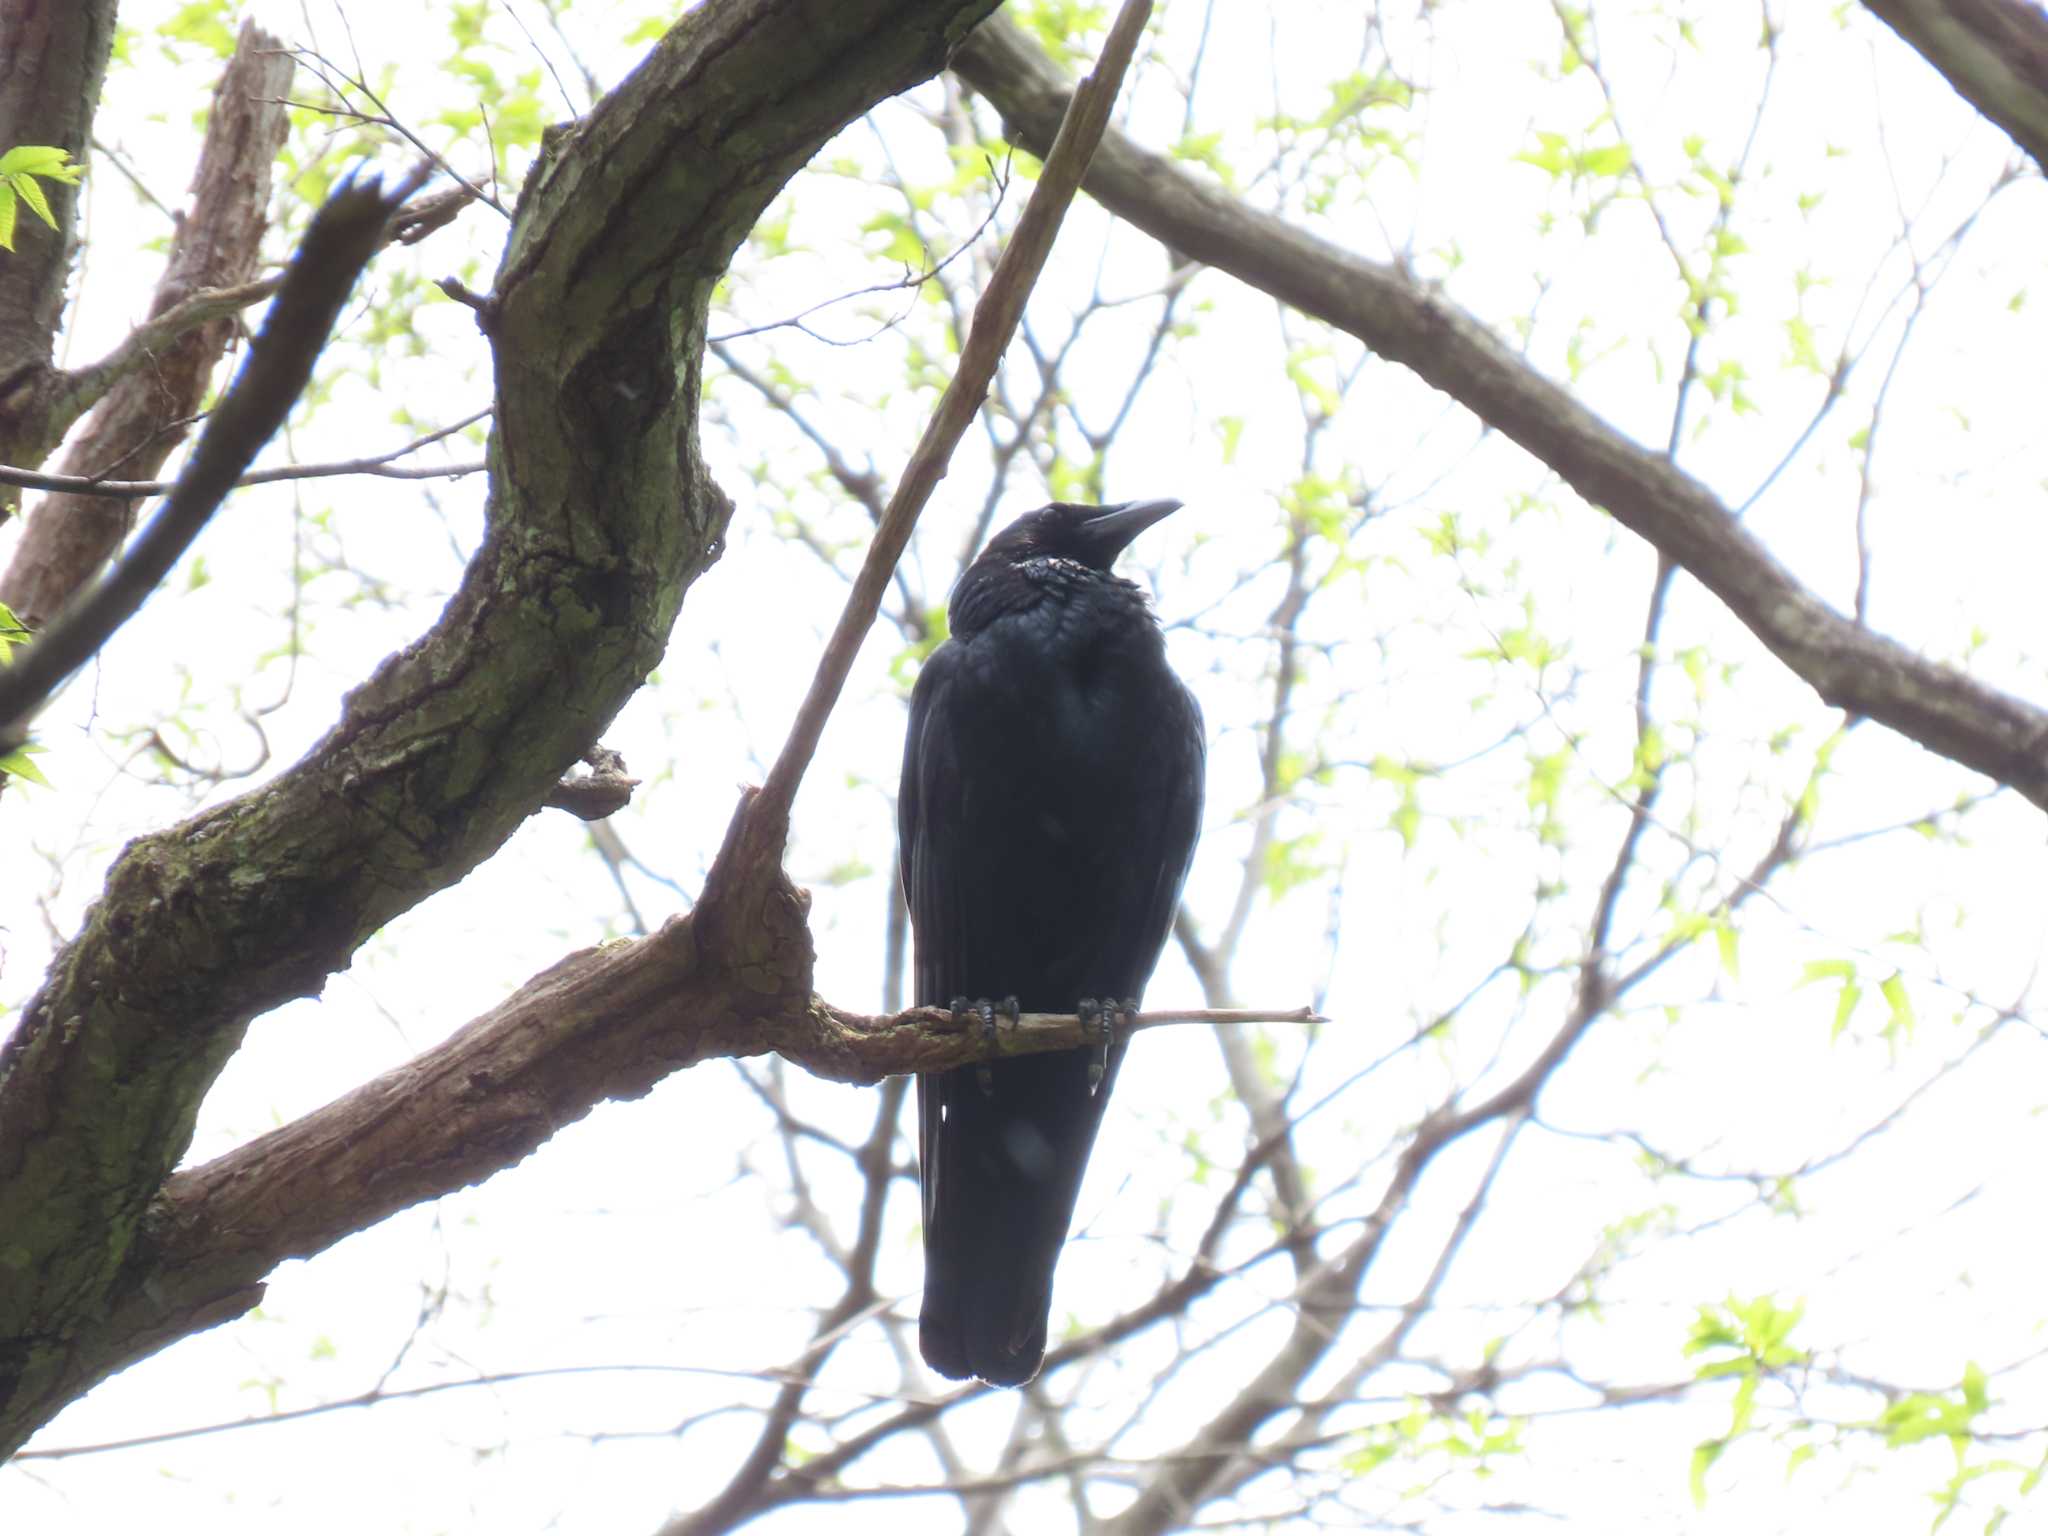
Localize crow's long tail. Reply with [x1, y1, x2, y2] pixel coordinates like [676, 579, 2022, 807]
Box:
[917, 1045, 1124, 1387]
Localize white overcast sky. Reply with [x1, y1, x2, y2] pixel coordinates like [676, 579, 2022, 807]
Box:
[5, 1, 2047, 1533]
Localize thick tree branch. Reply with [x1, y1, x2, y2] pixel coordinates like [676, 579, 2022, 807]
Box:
[13, 854, 1305, 1446]
[953, 14, 2048, 815]
[0, 0, 119, 514]
[1863, 0, 2048, 171]
[0, 0, 1004, 1461]
[0, 22, 292, 629]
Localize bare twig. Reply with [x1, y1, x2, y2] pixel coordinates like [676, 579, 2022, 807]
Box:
[0, 409, 490, 498]
[708, 152, 1011, 345]
[14, 1363, 791, 1461]
[284, 46, 509, 217]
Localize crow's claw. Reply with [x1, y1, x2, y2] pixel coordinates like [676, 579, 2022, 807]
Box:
[1079, 997, 1131, 1095]
[951, 995, 1017, 1096]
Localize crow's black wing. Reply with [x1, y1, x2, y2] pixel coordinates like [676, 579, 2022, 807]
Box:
[906, 614, 1204, 1386]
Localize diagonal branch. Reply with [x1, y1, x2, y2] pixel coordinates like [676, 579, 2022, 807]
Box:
[20, 875, 1304, 1465]
[952, 13, 2048, 815]
[1862, 0, 2048, 171]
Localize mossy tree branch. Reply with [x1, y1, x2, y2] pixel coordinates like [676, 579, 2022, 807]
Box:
[0, 0, 1003, 1461]
[0, 0, 119, 518]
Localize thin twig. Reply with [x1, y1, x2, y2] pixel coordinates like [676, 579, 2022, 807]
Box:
[708, 153, 1011, 345]
[13, 1363, 809, 1460]
[0, 409, 491, 498]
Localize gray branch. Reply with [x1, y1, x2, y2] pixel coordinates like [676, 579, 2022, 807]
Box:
[1863, 0, 2048, 171]
[952, 13, 2048, 814]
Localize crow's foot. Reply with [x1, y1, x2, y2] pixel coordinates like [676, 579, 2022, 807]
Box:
[1078, 997, 1138, 1094]
[951, 995, 1020, 1096]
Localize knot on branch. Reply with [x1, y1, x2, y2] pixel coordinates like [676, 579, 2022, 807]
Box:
[694, 789, 818, 1026]
[544, 745, 640, 820]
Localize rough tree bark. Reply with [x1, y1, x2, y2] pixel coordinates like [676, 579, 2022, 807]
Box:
[0, 0, 120, 515]
[1863, 0, 2048, 172]
[0, 0, 1001, 1461]
[0, 21, 292, 629]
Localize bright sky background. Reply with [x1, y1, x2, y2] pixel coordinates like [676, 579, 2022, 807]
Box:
[4, 1, 2047, 1533]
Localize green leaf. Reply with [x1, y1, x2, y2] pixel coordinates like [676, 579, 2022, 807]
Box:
[1730, 1371, 1759, 1435]
[1169, 131, 1233, 186]
[1282, 349, 1342, 418]
[1798, 957, 1856, 986]
[1580, 142, 1631, 178]
[1691, 1439, 1724, 1507]
[158, 2, 237, 56]
[1831, 981, 1862, 1040]
[1784, 315, 1823, 374]
[0, 144, 83, 180]
[1261, 832, 1328, 899]
[1875, 1390, 1972, 1446]
[8, 167, 54, 230]
[1391, 798, 1420, 851]
[1714, 920, 1740, 980]
[1516, 131, 1572, 178]
[1880, 971, 1915, 1039]
[1963, 1361, 1989, 1415]
[0, 743, 50, 788]
[1802, 960, 1863, 1038]
[0, 145, 81, 250]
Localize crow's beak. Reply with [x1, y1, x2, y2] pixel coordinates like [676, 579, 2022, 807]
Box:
[1078, 498, 1183, 565]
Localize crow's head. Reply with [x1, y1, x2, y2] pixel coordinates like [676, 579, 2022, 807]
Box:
[981, 499, 1183, 573]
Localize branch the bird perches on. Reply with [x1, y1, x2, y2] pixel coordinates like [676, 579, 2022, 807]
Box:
[784, 1002, 1332, 1086]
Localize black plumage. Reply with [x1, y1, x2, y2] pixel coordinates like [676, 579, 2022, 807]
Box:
[899, 499, 1205, 1386]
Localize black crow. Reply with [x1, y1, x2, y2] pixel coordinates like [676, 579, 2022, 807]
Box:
[900, 499, 1205, 1386]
